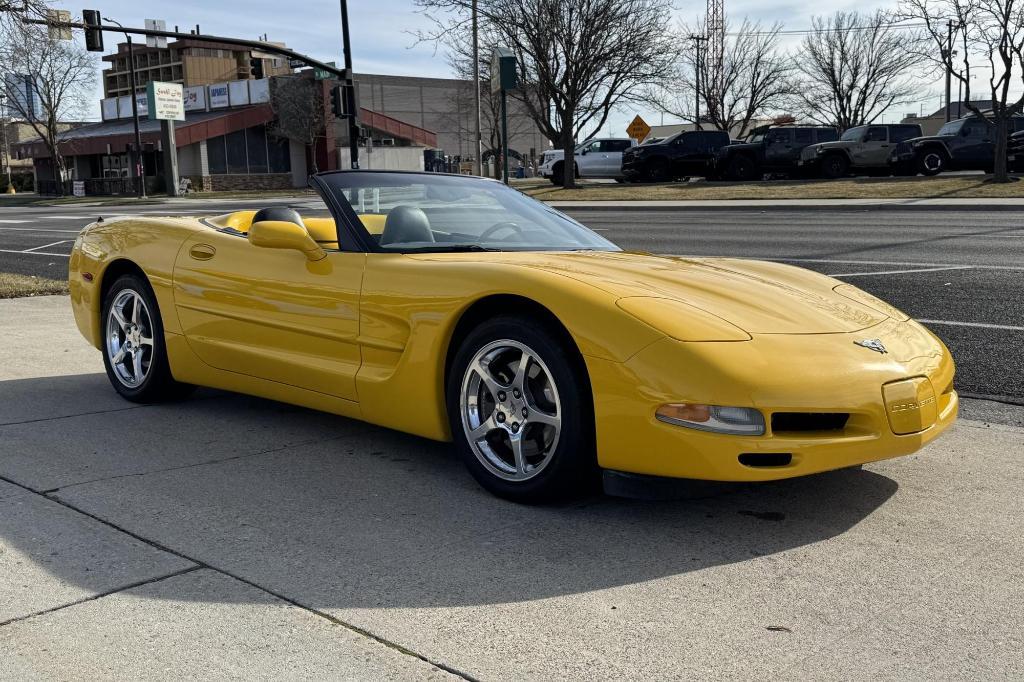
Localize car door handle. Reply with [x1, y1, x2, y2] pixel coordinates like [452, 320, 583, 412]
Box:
[189, 244, 216, 261]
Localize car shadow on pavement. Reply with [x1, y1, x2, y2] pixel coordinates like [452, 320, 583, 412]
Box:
[0, 373, 899, 610]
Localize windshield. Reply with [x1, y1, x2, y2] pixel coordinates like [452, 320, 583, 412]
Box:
[317, 171, 620, 253]
[746, 133, 764, 144]
[938, 120, 964, 136]
[840, 126, 866, 141]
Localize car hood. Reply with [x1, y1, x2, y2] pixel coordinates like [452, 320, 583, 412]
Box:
[903, 135, 948, 145]
[804, 141, 849, 154]
[418, 251, 888, 335]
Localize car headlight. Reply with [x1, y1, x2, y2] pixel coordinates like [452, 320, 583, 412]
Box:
[616, 296, 751, 342]
[656, 403, 765, 436]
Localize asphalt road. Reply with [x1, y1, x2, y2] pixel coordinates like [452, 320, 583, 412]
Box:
[1, 201, 1021, 406]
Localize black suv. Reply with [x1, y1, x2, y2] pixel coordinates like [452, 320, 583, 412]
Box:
[891, 115, 1024, 175]
[712, 125, 839, 180]
[1008, 129, 1024, 172]
[621, 130, 731, 182]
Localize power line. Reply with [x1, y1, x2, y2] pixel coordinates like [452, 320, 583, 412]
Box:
[727, 22, 930, 37]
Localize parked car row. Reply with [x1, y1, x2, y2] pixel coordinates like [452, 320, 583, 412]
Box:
[538, 114, 1024, 185]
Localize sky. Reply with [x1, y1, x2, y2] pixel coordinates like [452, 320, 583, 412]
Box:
[57, 0, 960, 139]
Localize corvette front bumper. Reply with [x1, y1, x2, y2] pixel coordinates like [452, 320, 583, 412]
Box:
[586, 318, 957, 482]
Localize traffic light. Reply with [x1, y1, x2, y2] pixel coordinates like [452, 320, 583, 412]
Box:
[249, 57, 264, 79]
[330, 85, 344, 118]
[83, 9, 103, 52]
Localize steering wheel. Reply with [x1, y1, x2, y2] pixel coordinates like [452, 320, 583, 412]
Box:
[478, 221, 525, 242]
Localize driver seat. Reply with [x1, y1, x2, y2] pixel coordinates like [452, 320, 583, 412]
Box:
[380, 205, 434, 245]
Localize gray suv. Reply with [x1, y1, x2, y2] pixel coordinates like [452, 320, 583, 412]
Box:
[799, 124, 923, 178]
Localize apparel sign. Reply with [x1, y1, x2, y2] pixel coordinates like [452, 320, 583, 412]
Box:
[183, 85, 207, 112]
[209, 83, 230, 109]
[146, 81, 185, 121]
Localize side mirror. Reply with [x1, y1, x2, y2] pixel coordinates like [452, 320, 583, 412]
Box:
[579, 148, 588, 155]
[248, 220, 326, 261]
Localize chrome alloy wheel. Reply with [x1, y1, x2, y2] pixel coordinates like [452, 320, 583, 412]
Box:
[460, 339, 562, 482]
[105, 289, 154, 389]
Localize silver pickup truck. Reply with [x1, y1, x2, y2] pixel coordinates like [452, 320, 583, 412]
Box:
[538, 138, 636, 184]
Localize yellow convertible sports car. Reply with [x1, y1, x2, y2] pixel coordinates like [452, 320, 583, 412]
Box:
[69, 170, 957, 502]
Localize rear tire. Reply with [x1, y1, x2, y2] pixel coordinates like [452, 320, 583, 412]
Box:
[101, 273, 194, 403]
[447, 315, 596, 503]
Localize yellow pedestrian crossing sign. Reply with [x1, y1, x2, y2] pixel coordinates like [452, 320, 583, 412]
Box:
[626, 115, 651, 142]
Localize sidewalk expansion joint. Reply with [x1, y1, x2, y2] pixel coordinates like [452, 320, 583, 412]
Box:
[0, 404, 148, 427]
[0, 472, 476, 681]
[0, 566, 202, 628]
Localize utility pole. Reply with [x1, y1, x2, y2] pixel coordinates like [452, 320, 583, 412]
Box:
[690, 35, 706, 131]
[945, 20, 953, 123]
[339, 0, 359, 169]
[106, 18, 146, 198]
[472, 0, 482, 176]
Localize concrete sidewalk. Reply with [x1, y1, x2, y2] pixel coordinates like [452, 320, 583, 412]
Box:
[1, 296, 1022, 680]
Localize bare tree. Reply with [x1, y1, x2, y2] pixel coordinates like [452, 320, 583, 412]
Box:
[416, 0, 676, 188]
[647, 18, 794, 139]
[792, 11, 924, 131]
[0, 7, 95, 194]
[900, 0, 1024, 181]
[268, 76, 323, 175]
[443, 22, 534, 178]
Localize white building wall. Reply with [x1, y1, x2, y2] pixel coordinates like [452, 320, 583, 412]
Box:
[339, 146, 424, 171]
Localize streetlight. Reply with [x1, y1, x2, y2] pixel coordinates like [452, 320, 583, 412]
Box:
[339, 0, 359, 169]
[105, 17, 146, 198]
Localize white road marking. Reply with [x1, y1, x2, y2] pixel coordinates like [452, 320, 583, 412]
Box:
[0, 248, 70, 258]
[44, 215, 93, 220]
[918, 319, 1024, 332]
[830, 266, 974, 278]
[22, 240, 71, 253]
[0, 226, 81, 233]
[761, 257, 1024, 272]
[0, 219, 29, 224]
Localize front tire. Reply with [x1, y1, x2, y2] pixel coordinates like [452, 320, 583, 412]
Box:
[101, 273, 193, 403]
[727, 155, 760, 181]
[821, 154, 849, 179]
[917, 149, 947, 176]
[447, 315, 596, 503]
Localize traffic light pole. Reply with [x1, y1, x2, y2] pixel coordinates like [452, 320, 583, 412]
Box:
[339, 0, 359, 169]
[106, 18, 146, 199]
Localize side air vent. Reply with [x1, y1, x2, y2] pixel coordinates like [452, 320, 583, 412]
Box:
[772, 412, 849, 433]
[738, 453, 792, 468]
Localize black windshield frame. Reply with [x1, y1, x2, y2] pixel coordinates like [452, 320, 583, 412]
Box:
[311, 170, 620, 254]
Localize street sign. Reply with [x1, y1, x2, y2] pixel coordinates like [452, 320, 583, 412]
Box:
[145, 19, 168, 49]
[46, 10, 72, 40]
[626, 115, 651, 142]
[146, 81, 185, 121]
[490, 47, 517, 94]
[314, 61, 337, 81]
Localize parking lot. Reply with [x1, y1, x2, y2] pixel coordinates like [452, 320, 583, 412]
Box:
[1, 198, 1023, 678]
